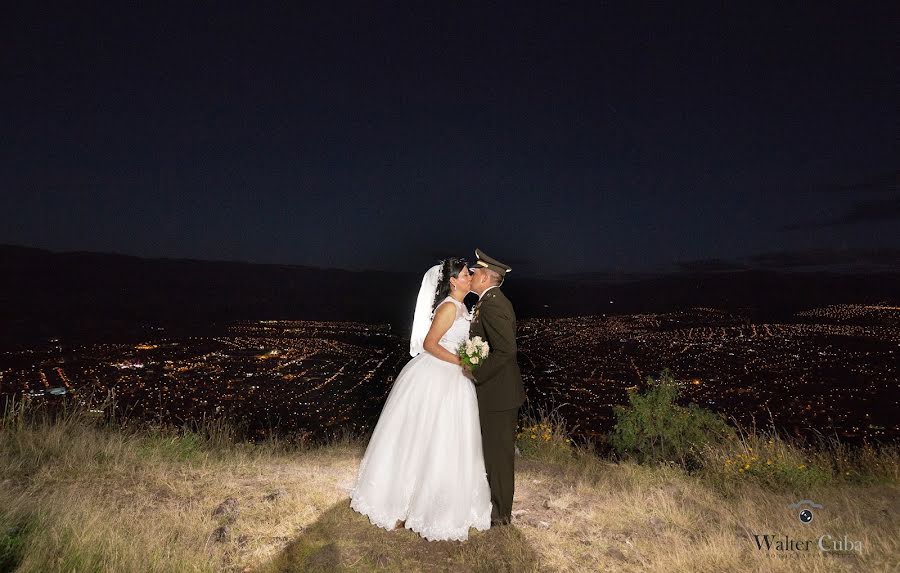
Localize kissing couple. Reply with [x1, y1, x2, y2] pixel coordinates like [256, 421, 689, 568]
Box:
[349, 248, 526, 541]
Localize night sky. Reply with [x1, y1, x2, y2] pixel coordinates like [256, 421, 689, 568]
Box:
[2, 3, 897, 276]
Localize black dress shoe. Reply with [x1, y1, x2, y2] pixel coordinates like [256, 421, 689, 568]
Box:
[491, 517, 511, 527]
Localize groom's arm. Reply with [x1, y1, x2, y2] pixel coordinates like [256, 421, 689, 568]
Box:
[472, 299, 517, 386]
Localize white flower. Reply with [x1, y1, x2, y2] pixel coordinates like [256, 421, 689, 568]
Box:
[470, 356, 479, 364]
[480, 342, 490, 357]
[465, 340, 475, 355]
[472, 336, 483, 345]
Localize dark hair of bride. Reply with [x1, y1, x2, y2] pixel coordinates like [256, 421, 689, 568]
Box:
[432, 258, 468, 311]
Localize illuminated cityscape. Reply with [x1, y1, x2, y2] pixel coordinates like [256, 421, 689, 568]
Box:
[1, 304, 897, 443]
[517, 304, 898, 442]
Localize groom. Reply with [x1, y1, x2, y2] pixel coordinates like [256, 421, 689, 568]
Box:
[467, 248, 526, 526]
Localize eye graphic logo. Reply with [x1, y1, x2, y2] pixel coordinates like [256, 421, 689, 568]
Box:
[788, 500, 822, 524]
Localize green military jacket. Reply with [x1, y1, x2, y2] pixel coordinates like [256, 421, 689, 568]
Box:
[469, 287, 526, 412]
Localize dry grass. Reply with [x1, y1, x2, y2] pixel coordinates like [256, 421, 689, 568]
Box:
[1, 399, 898, 572]
[511, 454, 898, 572]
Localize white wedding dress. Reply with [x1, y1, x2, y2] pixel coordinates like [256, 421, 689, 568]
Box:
[350, 296, 492, 541]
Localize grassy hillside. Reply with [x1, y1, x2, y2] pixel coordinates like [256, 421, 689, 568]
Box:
[1, 399, 897, 572]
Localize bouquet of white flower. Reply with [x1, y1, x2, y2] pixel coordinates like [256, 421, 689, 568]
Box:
[458, 336, 490, 370]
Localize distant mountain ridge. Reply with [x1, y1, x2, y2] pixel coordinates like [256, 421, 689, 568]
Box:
[0, 244, 417, 327]
[2, 245, 898, 331]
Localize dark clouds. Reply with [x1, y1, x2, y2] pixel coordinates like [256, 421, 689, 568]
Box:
[780, 171, 900, 230]
[674, 259, 750, 273]
[813, 170, 898, 194]
[678, 247, 900, 273]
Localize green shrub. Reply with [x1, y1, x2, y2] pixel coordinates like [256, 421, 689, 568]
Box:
[611, 370, 734, 467]
[515, 406, 575, 465]
[138, 430, 203, 462]
[0, 518, 32, 572]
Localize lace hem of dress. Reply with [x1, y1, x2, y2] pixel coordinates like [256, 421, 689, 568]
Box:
[349, 494, 491, 542]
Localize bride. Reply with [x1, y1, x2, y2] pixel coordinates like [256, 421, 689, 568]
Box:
[349, 258, 492, 541]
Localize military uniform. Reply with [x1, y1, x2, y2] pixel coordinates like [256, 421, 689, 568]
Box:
[468, 249, 526, 525]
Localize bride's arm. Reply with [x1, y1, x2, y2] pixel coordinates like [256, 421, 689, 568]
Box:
[423, 303, 462, 365]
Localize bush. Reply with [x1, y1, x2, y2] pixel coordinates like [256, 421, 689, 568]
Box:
[611, 370, 734, 468]
[714, 446, 830, 489]
[0, 518, 32, 572]
[699, 420, 900, 490]
[138, 430, 204, 462]
[516, 407, 574, 464]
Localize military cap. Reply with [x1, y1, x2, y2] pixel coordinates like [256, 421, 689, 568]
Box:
[471, 248, 512, 277]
